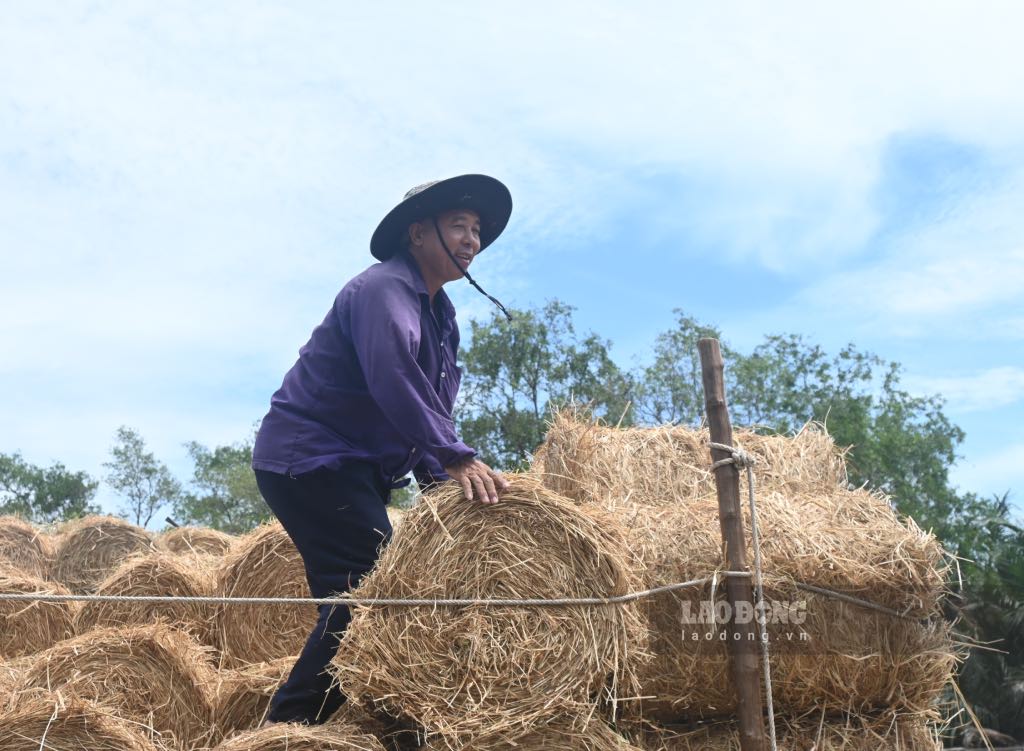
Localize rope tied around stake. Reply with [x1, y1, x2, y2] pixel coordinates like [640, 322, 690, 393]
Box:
[708, 439, 778, 751]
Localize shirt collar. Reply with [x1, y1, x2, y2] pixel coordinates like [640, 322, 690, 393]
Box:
[394, 250, 457, 331]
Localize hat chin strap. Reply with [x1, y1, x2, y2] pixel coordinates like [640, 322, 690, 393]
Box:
[432, 217, 513, 322]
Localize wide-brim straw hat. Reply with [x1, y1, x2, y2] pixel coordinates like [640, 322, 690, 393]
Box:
[370, 174, 512, 261]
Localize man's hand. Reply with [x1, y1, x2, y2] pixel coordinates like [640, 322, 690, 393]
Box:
[444, 457, 510, 505]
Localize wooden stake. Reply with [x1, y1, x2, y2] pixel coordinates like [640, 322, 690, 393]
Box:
[698, 338, 766, 751]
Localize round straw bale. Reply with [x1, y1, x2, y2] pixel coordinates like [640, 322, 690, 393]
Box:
[73, 550, 217, 642]
[626, 709, 941, 750]
[157, 526, 235, 556]
[52, 516, 154, 594]
[423, 720, 644, 750]
[17, 624, 217, 750]
[211, 723, 385, 751]
[210, 657, 294, 744]
[0, 690, 162, 751]
[626, 486, 945, 616]
[633, 576, 956, 721]
[332, 475, 644, 748]
[213, 522, 314, 667]
[0, 567, 76, 658]
[0, 516, 51, 580]
[535, 410, 849, 510]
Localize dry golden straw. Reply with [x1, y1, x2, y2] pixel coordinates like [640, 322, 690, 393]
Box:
[73, 550, 217, 643]
[0, 690, 162, 751]
[535, 409, 849, 510]
[625, 708, 942, 750]
[534, 411, 954, 719]
[52, 515, 154, 594]
[18, 623, 217, 750]
[333, 475, 644, 750]
[0, 567, 75, 658]
[209, 657, 293, 744]
[423, 720, 645, 750]
[157, 526, 235, 557]
[0, 516, 51, 580]
[210, 723, 385, 751]
[213, 522, 315, 667]
[634, 576, 956, 720]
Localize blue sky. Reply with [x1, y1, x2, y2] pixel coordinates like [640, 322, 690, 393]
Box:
[1, 2, 1022, 523]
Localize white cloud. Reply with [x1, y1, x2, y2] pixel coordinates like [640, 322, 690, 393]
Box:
[906, 367, 1024, 413]
[951, 441, 1024, 503]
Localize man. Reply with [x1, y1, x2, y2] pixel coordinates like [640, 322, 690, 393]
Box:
[252, 174, 512, 724]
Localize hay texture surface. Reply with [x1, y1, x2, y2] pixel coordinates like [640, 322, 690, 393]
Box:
[0, 516, 51, 579]
[627, 710, 941, 750]
[74, 550, 216, 642]
[211, 723, 385, 751]
[0, 568, 75, 658]
[333, 475, 642, 750]
[157, 526, 235, 557]
[52, 515, 154, 594]
[0, 691, 162, 751]
[18, 624, 216, 750]
[210, 657, 293, 744]
[213, 522, 314, 667]
[635, 576, 956, 719]
[535, 410, 848, 510]
[423, 721, 644, 750]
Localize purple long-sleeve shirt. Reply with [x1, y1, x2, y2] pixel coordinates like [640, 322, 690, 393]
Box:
[252, 250, 476, 486]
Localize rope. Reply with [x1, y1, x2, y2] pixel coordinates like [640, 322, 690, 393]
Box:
[709, 440, 778, 751]
[0, 576, 737, 608]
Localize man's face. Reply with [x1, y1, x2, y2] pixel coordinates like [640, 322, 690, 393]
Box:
[408, 209, 481, 283]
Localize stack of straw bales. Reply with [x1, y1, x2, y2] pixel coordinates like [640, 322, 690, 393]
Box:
[213, 522, 314, 666]
[52, 515, 154, 593]
[0, 568, 75, 658]
[74, 550, 218, 642]
[0, 516, 52, 579]
[334, 476, 643, 750]
[533, 410, 955, 743]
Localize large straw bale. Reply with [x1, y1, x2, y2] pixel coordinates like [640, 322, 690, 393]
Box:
[0, 516, 51, 579]
[635, 576, 956, 720]
[626, 709, 941, 750]
[18, 624, 216, 750]
[535, 411, 848, 510]
[213, 522, 314, 667]
[74, 550, 217, 642]
[535, 413, 954, 719]
[333, 475, 643, 750]
[0, 567, 75, 658]
[211, 723, 385, 751]
[0, 690, 162, 751]
[210, 657, 293, 744]
[157, 526, 235, 557]
[52, 515, 154, 594]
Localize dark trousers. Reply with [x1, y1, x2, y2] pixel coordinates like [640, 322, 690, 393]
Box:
[255, 463, 392, 724]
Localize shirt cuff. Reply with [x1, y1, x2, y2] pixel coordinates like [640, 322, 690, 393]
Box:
[432, 442, 476, 469]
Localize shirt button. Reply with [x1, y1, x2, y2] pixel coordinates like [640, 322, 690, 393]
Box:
[411, 447, 417, 454]
[440, 371, 447, 378]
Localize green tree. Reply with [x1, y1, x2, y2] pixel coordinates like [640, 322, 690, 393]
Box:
[457, 301, 633, 470]
[172, 438, 270, 534]
[634, 311, 731, 425]
[104, 426, 181, 528]
[0, 452, 99, 523]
